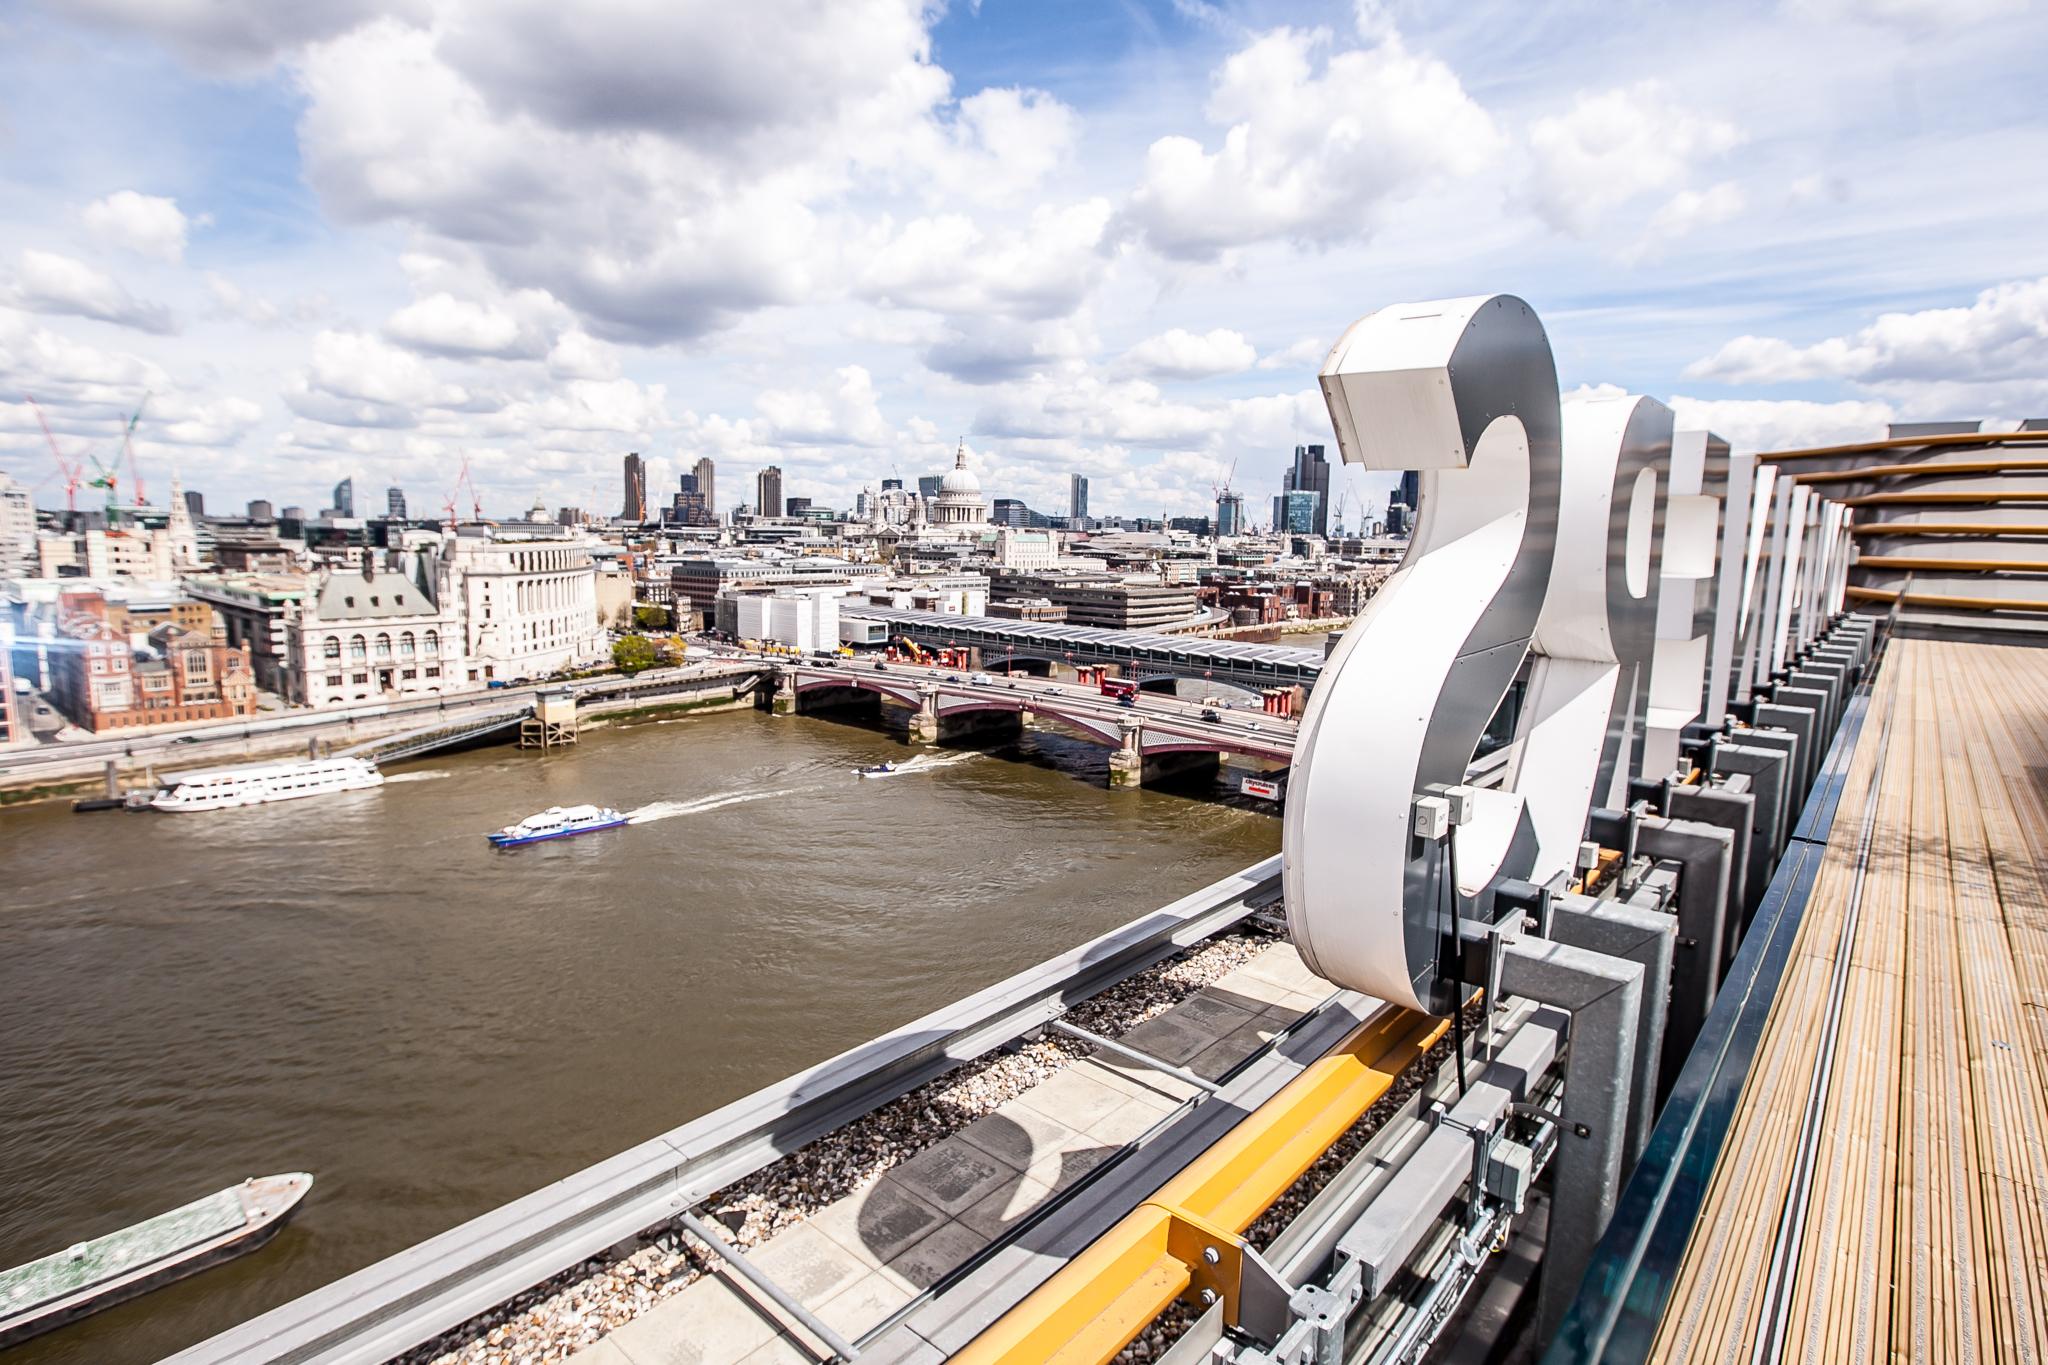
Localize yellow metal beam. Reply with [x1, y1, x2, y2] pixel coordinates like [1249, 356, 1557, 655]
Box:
[953, 1003, 1449, 1365]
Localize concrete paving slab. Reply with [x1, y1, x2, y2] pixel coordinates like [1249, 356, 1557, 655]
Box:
[566, 1341, 637, 1365]
[747, 1220, 871, 1309]
[1074, 1055, 1201, 1109]
[605, 1269, 780, 1365]
[1236, 944, 1329, 996]
[1210, 963, 1306, 1009]
[817, 1266, 918, 1336]
[1073, 1091, 1174, 1146]
[1026, 1140, 1117, 1192]
[951, 1099, 1087, 1173]
[806, 1177, 948, 1267]
[958, 1173, 1056, 1240]
[1011, 1063, 1147, 1130]
[1167, 989, 1261, 1038]
[882, 1218, 991, 1293]
[881, 1137, 1018, 1217]
[1117, 1009, 1233, 1066]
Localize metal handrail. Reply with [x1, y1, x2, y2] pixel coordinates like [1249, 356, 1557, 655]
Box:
[165, 858, 1284, 1365]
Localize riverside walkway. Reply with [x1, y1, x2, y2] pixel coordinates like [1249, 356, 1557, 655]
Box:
[1649, 637, 2048, 1362]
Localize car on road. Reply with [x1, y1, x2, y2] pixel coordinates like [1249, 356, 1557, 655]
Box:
[945, 673, 962, 683]
[872, 660, 887, 671]
[1117, 693, 1137, 708]
[1200, 708, 1221, 723]
[171, 734, 204, 745]
[970, 672, 993, 685]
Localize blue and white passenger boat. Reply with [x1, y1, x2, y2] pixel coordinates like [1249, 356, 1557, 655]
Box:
[485, 804, 628, 847]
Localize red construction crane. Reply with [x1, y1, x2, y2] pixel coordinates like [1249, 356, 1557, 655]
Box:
[443, 453, 483, 528]
[25, 394, 85, 513]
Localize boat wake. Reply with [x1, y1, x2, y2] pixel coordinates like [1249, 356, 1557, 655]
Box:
[383, 770, 452, 783]
[625, 787, 805, 824]
[864, 751, 984, 777]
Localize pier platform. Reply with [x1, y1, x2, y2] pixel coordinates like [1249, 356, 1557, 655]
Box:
[1651, 637, 2048, 1362]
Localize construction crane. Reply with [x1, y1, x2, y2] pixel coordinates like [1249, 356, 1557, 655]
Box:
[25, 394, 85, 513]
[119, 393, 150, 507]
[441, 453, 485, 528]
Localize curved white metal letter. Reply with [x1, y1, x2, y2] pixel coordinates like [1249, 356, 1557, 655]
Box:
[1505, 393, 1670, 882]
[1285, 296, 1562, 1014]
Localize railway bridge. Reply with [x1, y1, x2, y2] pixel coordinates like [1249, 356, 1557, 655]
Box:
[775, 661, 1296, 787]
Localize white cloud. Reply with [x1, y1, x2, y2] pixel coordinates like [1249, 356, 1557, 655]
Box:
[856, 200, 1112, 322]
[1785, 0, 2028, 27]
[1686, 276, 2048, 386]
[385, 291, 557, 360]
[82, 191, 198, 263]
[545, 330, 619, 381]
[1667, 395, 1895, 451]
[1628, 181, 1746, 261]
[7, 249, 177, 334]
[1125, 27, 1500, 260]
[1526, 81, 1743, 238]
[1120, 327, 1257, 379]
[753, 365, 894, 446]
[1257, 337, 1327, 372]
[923, 316, 1094, 385]
[62, 0, 416, 72]
[284, 329, 474, 428]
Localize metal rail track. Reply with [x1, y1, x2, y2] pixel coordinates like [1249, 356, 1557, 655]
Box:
[164, 857, 1284, 1365]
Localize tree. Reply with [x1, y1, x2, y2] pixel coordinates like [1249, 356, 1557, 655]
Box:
[613, 635, 658, 674]
[633, 604, 672, 630]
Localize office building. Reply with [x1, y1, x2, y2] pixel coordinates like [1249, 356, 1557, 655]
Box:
[182, 488, 205, 520]
[622, 453, 649, 522]
[691, 457, 716, 520]
[386, 486, 408, 519]
[1276, 444, 1331, 537]
[1216, 491, 1246, 538]
[0, 473, 33, 578]
[248, 499, 275, 521]
[1276, 489, 1321, 534]
[333, 478, 355, 518]
[1070, 474, 1089, 522]
[988, 571, 1199, 630]
[918, 475, 943, 501]
[756, 466, 784, 519]
[881, 478, 903, 492]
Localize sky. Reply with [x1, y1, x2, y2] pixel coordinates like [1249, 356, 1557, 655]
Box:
[1, 0, 2045, 525]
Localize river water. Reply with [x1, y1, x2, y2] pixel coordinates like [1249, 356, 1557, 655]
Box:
[0, 707, 1279, 1364]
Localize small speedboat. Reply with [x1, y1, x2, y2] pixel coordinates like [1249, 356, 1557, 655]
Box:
[855, 762, 898, 778]
[486, 804, 628, 847]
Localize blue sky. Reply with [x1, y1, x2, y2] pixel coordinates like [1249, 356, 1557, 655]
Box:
[1, 0, 2045, 524]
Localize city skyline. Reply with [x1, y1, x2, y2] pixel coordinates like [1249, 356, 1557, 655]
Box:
[0, 2, 2043, 523]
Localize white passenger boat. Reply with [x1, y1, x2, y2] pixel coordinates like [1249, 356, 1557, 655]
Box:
[486, 804, 629, 847]
[150, 758, 384, 812]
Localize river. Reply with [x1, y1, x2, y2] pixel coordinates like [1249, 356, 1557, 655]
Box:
[0, 707, 1279, 1364]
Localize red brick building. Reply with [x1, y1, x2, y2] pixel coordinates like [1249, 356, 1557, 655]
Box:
[50, 590, 259, 732]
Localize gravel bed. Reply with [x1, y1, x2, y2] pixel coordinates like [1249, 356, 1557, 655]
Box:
[1111, 1005, 1486, 1364]
[403, 928, 1277, 1365]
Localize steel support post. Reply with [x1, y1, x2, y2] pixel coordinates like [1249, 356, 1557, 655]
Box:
[1664, 785, 1754, 952]
[1764, 692, 1827, 793]
[1706, 741, 1790, 914]
[1546, 894, 1672, 1174]
[1633, 816, 1735, 1094]
[1498, 937, 1643, 1346]
[1721, 731, 1797, 858]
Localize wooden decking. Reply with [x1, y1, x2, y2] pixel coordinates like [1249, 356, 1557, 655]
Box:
[1653, 638, 2048, 1363]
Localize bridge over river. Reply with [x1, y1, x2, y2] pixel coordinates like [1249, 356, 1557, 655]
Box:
[775, 658, 1298, 787]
